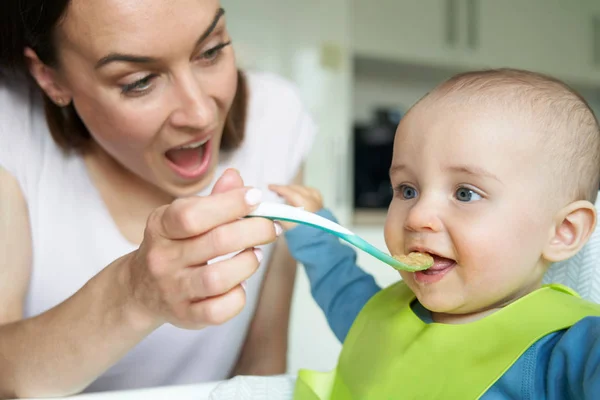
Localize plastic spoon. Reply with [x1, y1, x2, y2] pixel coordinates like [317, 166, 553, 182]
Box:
[246, 202, 432, 272]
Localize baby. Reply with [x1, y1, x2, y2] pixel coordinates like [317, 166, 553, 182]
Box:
[270, 69, 600, 399]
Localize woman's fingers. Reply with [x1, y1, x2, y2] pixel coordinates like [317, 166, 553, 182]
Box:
[155, 187, 263, 240]
[187, 286, 247, 327]
[179, 217, 278, 265]
[128, 171, 285, 329]
[181, 248, 262, 300]
[211, 168, 244, 195]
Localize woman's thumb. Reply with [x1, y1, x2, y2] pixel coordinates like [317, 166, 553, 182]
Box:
[211, 168, 245, 195]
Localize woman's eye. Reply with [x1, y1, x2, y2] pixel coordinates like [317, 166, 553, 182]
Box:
[199, 41, 231, 63]
[455, 187, 482, 202]
[121, 75, 155, 95]
[397, 185, 418, 200]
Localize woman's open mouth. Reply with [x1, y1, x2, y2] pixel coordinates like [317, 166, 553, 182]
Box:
[165, 136, 212, 179]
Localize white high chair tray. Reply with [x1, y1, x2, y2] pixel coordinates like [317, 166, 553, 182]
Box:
[16, 375, 295, 400]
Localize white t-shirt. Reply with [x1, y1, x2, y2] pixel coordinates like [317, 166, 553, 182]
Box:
[0, 71, 316, 391]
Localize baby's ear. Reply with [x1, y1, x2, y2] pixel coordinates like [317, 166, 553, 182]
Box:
[543, 200, 596, 262]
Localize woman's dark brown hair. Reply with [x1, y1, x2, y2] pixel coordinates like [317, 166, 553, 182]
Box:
[0, 1, 247, 153]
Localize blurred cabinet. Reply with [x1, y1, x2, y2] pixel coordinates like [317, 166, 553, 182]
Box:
[352, 0, 466, 67]
[352, 0, 600, 86]
[586, 1, 600, 78]
[475, 0, 600, 84]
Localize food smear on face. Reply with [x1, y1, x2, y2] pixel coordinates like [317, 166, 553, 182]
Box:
[393, 252, 434, 268]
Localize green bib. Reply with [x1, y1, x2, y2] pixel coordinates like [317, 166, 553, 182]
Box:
[294, 281, 600, 400]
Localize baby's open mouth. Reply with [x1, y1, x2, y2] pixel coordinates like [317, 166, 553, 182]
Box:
[420, 255, 456, 275]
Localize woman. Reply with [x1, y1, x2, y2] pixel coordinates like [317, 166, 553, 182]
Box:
[0, 0, 315, 397]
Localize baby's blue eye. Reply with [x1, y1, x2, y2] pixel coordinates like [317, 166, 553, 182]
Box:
[400, 185, 418, 200]
[455, 187, 482, 202]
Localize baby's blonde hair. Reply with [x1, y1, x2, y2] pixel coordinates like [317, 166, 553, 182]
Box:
[422, 68, 600, 203]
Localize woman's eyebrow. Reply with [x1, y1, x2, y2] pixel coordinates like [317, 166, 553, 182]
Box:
[94, 7, 226, 69]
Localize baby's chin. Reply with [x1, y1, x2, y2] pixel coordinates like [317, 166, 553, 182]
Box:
[409, 285, 469, 314]
[418, 295, 501, 324]
[417, 295, 462, 315]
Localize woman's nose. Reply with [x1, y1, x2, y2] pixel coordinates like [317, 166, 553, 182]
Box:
[169, 76, 214, 130]
[404, 196, 443, 233]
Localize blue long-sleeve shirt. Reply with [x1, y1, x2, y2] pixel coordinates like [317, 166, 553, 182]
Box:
[285, 208, 600, 399]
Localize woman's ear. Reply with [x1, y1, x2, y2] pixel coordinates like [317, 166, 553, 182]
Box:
[543, 200, 596, 263]
[23, 48, 72, 107]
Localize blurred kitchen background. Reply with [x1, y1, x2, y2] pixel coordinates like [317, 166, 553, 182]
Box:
[221, 0, 600, 374]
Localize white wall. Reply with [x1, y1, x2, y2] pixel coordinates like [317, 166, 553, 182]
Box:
[222, 0, 354, 224]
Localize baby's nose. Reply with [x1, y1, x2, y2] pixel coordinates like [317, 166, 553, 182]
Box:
[404, 198, 443, 233]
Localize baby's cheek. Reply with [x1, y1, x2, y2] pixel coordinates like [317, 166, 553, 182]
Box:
[454, 227, 508, 276]
[384, 225, 405, 257]
[459, 227, 530, 286]
[384, 205, 405, 250]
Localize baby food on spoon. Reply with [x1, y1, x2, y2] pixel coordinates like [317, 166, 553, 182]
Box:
[393, 252, 434, 269]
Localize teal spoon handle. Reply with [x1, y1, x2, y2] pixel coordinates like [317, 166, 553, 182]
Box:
[246, 202, 430, 272]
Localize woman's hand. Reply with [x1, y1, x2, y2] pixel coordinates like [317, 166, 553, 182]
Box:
[268, 184, 324, 230]
[125, 169, 280, 329]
